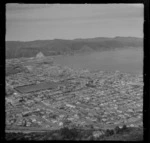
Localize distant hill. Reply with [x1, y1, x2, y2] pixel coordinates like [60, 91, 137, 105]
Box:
[6, 37, 143, 59]
[78, 45, 94, 53]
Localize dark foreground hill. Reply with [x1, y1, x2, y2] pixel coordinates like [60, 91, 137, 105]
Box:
[6, 37, 143, 59]
[5, 126, 143, 141]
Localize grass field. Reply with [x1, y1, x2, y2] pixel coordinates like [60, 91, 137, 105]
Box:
[15, 81, 58, 93]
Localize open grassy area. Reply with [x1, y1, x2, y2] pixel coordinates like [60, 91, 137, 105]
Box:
[14, 81, 58, 93]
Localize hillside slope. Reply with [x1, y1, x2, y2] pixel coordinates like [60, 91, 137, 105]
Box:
[6, 37, 143, 59]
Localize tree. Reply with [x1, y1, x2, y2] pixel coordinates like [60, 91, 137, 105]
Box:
[60, 127, 79, 140]
[122, 125, 127, 130]
[114, 126, 120, 134]
[105, 129, 114, 136]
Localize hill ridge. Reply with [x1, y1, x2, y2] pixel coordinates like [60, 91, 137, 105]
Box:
[6, 37, 143, 59]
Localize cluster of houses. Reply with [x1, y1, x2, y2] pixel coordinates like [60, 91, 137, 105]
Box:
[5, 57, 143, 131]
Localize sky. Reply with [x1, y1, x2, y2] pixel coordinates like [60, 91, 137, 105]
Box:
[6, 4, 143, 41]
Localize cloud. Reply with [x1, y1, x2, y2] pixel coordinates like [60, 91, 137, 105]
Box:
[6, 4, 143, 24]
[127, 4, 144, 8]
[6, 3, 53, 12]
[6, 4, 143, 41]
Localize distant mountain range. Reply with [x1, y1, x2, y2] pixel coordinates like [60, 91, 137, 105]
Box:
[6, 37, 143, 59]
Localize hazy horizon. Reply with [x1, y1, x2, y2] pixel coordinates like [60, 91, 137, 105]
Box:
[6, 36, 143, 42]
[6, 4, 143, 41]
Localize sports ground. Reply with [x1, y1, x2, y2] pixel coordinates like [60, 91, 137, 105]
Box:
[15, 81, 58, 93]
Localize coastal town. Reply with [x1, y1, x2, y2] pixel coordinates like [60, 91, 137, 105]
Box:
[5, 54, 143, 138]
